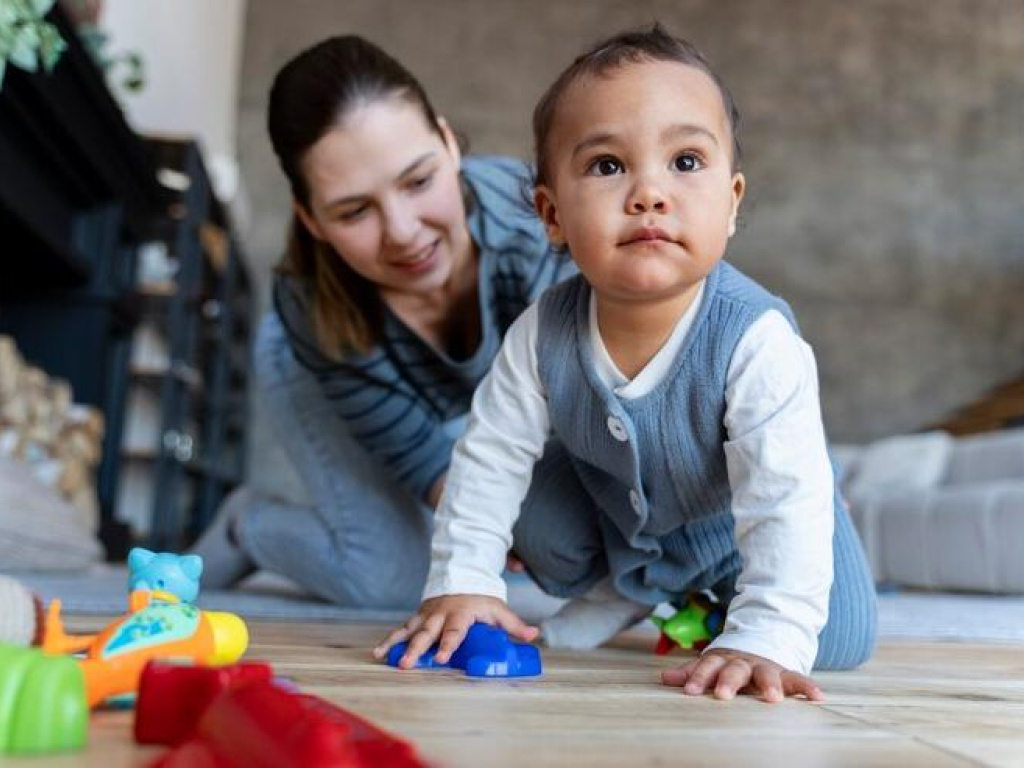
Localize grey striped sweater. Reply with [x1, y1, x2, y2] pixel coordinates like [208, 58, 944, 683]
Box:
[273, 155, 574, 501]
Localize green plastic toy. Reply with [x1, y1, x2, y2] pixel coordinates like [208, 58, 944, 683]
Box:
[0, 643, 88, 755]
[650, 594, 726, 655]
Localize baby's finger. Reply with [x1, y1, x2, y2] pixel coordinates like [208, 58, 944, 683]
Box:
[495, 606, 539, 642]
[781, 671, 825, 702]
[713, 659, 753, 701]
[751, 664, 785, 703]
[661, 659, 700, 688]
[682, 654, 728, 696]
[372, 614, 424, 659]
[399, 614, 445, 669]
[434, 617, 474, 664]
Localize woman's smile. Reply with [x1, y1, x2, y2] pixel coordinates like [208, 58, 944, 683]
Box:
[390, 239, 441, 273]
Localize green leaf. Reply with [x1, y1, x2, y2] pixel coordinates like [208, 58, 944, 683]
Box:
[0, 57, 7, 90]
[0, 3, 21, 29]
[38, 23, 63, 70]
[29, 0, 57, 17]
[9, 24, 41, 71]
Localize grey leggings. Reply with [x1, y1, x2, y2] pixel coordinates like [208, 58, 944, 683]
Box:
[513, 445, 877, 670]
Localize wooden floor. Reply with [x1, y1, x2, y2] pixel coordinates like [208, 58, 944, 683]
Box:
[6, 617, 1024, 767]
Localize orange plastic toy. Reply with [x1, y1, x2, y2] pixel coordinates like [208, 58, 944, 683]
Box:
[42, 589, 248, 708]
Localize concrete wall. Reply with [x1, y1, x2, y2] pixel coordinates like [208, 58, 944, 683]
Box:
[103, 0, 247, 173]
[237, 0, 1024, 456]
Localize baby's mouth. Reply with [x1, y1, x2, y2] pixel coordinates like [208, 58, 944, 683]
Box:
[621, 226, 676, 246]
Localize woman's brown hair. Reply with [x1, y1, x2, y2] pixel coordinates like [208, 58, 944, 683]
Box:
[267, 35, 446, 358]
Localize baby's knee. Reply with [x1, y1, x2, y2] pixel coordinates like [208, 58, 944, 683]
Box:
[513, 526, 604, 598]
[814, 608, 878, 671]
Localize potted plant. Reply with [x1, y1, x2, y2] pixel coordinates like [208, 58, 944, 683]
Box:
[0, 0, 66, 89]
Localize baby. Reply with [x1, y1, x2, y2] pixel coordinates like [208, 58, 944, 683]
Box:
[375, 25, 877, 702]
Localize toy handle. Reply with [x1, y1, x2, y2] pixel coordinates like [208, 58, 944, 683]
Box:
[40, 600, 95, 656]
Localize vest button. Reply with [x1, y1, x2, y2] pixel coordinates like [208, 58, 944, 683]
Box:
[629, 489, 641, 512]
[607, 416, 628, 442]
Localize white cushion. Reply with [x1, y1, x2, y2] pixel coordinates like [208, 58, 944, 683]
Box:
[0, 457, 104, 571]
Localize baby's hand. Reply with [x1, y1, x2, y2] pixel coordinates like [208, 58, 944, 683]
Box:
[661, 648, 823, 703]
[372, 594, 539, 669]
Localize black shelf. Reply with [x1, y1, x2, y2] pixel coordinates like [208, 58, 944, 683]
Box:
[132, 138, 253, 550]
[0, 5, 167, 557]
[0, 8, 165, 297]
[0, 7, 252, 554]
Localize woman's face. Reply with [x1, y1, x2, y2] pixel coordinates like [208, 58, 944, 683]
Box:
[295, 97, 470, 299]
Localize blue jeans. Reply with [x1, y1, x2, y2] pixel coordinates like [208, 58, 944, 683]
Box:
[236, 313, 437, 608]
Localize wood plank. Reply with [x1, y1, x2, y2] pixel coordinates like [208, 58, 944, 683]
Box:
[3, 621, 1017, 767]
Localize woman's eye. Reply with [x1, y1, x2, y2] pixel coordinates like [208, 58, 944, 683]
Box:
[673, 153, 701, 172]
[587, 157, 623, 176]
[409, 173, 434, 191]
[337, 205, 368, 221]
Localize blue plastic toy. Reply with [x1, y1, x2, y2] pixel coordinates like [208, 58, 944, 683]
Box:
[386, 622, 542, 678]
[127, 548, 203, 604]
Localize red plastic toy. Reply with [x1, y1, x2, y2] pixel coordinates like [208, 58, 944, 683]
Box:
[136, 660, 428, 768]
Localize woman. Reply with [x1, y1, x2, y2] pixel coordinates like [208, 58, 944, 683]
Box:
[192, 35, 572, 607]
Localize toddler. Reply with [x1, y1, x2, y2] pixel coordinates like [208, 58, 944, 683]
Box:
[375, 25, 877, 702]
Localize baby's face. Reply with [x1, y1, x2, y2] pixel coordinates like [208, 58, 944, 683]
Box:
[535, 60, 745, 306]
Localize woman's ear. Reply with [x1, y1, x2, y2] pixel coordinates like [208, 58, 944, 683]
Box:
[437, 116, 462, 170]
[293, 200, 324, 242]
[533, 185, 565, 246]
[727, 172, 746, 237]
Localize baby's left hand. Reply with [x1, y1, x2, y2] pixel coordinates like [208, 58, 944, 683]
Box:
[661, 648, 823, 703]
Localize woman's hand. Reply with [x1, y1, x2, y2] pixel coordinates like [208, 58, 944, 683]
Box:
[661, 648, 824, 703]
[505, 551, 525, 573]
[372, 594, 539, 669]
[427, 474, 447, 509]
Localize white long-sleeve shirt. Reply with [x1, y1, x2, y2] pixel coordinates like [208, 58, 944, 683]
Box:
[425, 282, 835, 674]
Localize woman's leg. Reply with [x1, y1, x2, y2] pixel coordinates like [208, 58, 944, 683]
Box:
[232, 313, 432, 608]
[814, 496, 878, 670]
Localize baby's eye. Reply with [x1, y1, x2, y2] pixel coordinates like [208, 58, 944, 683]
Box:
[587, 157, 623, 176]
[673, 153, 702, 172]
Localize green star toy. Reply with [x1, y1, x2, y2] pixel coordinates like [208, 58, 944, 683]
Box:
[650, 594, 726, 655]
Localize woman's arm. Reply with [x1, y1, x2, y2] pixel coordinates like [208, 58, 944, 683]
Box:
[273, 277, 457, 503]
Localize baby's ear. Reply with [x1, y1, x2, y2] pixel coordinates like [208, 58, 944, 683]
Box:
[727, 172, 746, 238]
[533, 185, 565, 246]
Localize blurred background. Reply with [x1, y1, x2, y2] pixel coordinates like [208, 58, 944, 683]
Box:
[1, 0, 1022, 559]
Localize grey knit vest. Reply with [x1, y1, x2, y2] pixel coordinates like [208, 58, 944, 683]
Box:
[535, 262, 801, 604]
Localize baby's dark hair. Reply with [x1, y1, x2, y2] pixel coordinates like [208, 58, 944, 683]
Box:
[532, 24, 742, 185]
